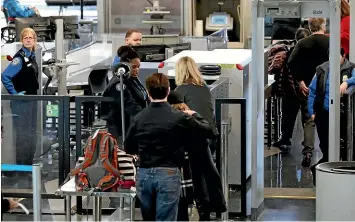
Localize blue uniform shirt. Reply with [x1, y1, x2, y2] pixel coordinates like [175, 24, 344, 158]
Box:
[1, 47, 35, 95]
[308, 69, 355, 115]
[112, 55, 120, 67]
[2, 0, 36, 18]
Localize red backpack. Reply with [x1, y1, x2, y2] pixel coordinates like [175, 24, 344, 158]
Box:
[70, 129, 135, 191]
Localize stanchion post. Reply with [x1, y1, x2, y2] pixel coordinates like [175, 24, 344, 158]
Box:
[93, 196, 102, 221]
[221, 121, 229, 221]
[32, 164, 42, 221]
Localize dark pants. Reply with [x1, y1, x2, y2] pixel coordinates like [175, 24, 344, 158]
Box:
[314, 108, 329, 166]
[136, 167, 181, 221]
[190, 143, 226, 213]
[281, 96, 315, 152]
[177, 197, 189, 221]
[11, 100, 38, 165]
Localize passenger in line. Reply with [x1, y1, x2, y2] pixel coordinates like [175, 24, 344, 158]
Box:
[271, 28, 311, 157]
[2, 0, 40, 18]
[1, 28, 39, 169]
[168, 91, 226, 221]
[287, 18, 330, 166]
[174, 56, 219, 153]
[125, 73, 214, 221]
[112, 29, 142, 67]
[174, 56, 226, 219]
[102, 46, 148, 146]
[308, 48, 355, 186]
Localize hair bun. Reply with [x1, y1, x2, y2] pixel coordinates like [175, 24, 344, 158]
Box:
[117, 46, 134, 57]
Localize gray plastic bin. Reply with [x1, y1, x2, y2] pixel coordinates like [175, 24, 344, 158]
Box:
[316, 162, 355, 221]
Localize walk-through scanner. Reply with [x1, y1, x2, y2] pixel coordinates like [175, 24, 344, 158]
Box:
[250, 0, 353, 219]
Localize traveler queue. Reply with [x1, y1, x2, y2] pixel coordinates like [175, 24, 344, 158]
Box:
[103, 29, 227, 221]
[0, 26, 225, 220]
[268, 0, 354, 187]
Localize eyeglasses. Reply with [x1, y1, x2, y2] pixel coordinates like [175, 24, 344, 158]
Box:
[23, 36, 35, 40]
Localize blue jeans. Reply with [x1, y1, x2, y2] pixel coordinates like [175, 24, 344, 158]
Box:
[136, 167, 181, 221]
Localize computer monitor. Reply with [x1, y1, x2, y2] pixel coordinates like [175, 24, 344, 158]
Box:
[205, 12, 233, 31]
[211, 14, 228, 25]
[131, 44, 167, 62]
[49, 16, 80, 40]
[15, 17, 53, 41]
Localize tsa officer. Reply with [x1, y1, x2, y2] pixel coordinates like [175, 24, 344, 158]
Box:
[112, 29, 142, 66]
[103, 46, 148, 146]
[1, 27, 39, 166]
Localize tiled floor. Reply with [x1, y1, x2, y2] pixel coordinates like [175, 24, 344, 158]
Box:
[262, 112, 320, 221]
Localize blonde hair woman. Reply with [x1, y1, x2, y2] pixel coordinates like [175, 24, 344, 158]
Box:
[1, 27, 39, 168]
[174, 56, 218, 136]
[175, 56, 205, 86]
[174, 57, 226, 219]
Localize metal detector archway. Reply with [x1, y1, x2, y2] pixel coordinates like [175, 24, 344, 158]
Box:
[250, 0, 353, 218]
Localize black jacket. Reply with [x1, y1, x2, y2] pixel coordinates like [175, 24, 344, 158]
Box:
[7, 49, 39, 95]
[313, 60, 355, 113]
[101, 76, 148, 139]
[175, 84, 218, 136]
[288, 34, 330, 86]
[125, 102, 214, 168]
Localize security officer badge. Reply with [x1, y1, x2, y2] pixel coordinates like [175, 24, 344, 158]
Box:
[116, 83, 126, 91]
[11, 57, 20, 66]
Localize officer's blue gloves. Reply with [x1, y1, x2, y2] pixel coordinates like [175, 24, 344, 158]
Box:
[17, 91, 25, 95]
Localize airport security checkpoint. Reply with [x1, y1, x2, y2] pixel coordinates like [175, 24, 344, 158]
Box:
[1, 0, 355, 221]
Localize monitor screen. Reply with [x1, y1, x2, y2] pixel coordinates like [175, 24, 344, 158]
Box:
[131, 44, 167, 62]
[211, 15, 228, 25]
[15, 17, 53, 41]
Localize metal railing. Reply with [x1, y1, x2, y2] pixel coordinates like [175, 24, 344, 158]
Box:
[340, 85, 355, 161]
[215, 98, 248, 218]
[1, 95, 71, 185]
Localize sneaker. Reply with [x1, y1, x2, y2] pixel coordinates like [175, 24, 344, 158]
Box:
[301, 152, 312, 168]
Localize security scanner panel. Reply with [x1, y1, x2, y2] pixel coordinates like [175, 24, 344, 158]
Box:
[45, 0, 97, 6]
[262, 0, 330, 18]
[15, 17, 52, 41]
[264, 3, 301, 18]
[206, 13, 233, 31]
